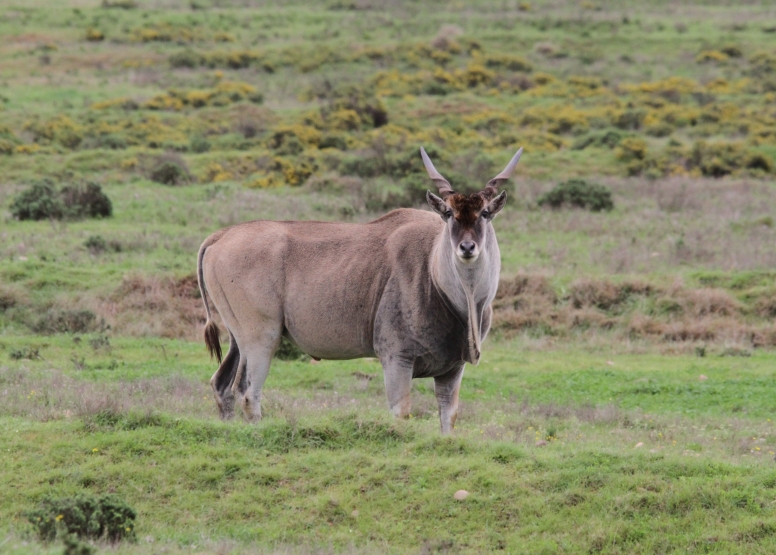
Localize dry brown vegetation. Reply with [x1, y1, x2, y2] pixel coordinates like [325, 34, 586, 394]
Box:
[99, 273, 204, 339]
[5, 174, 776, 352]
[493, 273, 776, 349]
[69, 271, 776, 349]
[5, 263, 775, 350]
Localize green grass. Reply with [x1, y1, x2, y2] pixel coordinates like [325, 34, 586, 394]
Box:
[3, 338, 776, 553]
[5, 334, 776, 418]
[4, 415, 776, 553]
[4, 0, 776, 552]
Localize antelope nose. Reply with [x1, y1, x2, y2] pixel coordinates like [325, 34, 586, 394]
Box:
[460, 241, 476, 257]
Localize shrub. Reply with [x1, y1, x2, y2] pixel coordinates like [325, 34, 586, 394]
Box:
[84, 235, 122, 255]
[190, 135, 210, 153]
[267, 125, 321, 153]
[32, 309, 99, 334]
[645, 123, 674, 137]
[571, 129, 626, 150]
[24, 115, 84, 149]
[696, 50, 728, 63]
[315, 83, 388, 129]
[537, 179, 614, 212]
[9, 346, 41, 360]
[274, 336, 309, 361]
[63, 535, 96, 555]
[10, 180, 112, 221]
[749, 52, 776, 78]
[84, 235, 107, 253]
[143, 81, 262, 111]
[483, 53, 533, 72]
[149, 152, 192, 185]
[0, 125, 20, 156]
[319, 133, 350, 150]
[422, 80, 454, 96]
[0, 138, 15, 155]
[25, 492, 136, 542]
[9, 181, 64, 220]
[746, 152, 772, 172]
[101, 0, 137, 7]
[93, 134, 127, 150]
[616, 137, 648, 161]
[614, 109, 647, 130]
[720, 44, 743, 58]
[60, 183, 113, 218]
[85, 28, 104, 42]
[462, 63, 496, 87]
[169, 50, 203, 68]
[690, 141, 772, 177]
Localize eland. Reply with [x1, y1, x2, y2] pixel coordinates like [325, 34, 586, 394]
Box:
[197, 147, 522, 433]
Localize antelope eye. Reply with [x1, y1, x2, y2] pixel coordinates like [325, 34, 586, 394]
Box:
[445, 210, 453, 219]
[481, 210, 491, 219]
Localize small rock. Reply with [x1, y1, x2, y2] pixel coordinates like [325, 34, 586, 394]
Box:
[635, 442, 644, 448]
[350, 510, 359, 518]
[607, 360, 614, 366]
[453, 490, 469, 501]
[310, 359, 320, 365]
[699, 374, 708, 381]
[535, 439, 548, 447]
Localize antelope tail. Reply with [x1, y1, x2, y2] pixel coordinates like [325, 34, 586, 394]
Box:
[197, 241, 222, 363]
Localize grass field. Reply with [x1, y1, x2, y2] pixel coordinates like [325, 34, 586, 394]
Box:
[4, 338, 776, 553]
[3, 0, 776, 552]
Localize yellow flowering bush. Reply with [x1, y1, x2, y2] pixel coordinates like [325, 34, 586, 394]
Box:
[696, 50, 728, 63]
[85, 28, 104, 42]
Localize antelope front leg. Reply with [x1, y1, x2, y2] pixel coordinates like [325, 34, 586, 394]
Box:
[381, 356, 413, 419]
[434, 365, 465, 434]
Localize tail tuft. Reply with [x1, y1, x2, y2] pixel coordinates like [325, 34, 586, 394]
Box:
[204, 320, 222, 363]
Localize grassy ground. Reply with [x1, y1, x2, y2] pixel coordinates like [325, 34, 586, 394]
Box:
[3, 0, 776, 552]
[3, 337, 776, 554]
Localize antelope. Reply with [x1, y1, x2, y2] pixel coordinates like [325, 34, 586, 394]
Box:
[197, 147, 522, 433]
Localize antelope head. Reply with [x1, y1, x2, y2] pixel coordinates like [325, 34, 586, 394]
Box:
[422, 147, 522, 264]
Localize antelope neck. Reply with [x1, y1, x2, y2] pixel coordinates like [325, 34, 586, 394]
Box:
[430, 226, 500, 365]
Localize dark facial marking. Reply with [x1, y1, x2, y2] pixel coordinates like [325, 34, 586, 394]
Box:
[447, 193, 486, 227]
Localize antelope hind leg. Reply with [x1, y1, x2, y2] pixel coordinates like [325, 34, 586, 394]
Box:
[237, 327, 283, 422]
[434, 364, 465, 434]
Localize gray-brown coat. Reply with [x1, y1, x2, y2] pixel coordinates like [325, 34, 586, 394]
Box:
[197, 148, 522, 433]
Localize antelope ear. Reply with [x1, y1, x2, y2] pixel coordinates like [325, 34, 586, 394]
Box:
[427, 191, 449, 219]
[486, 191, 507, 218]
